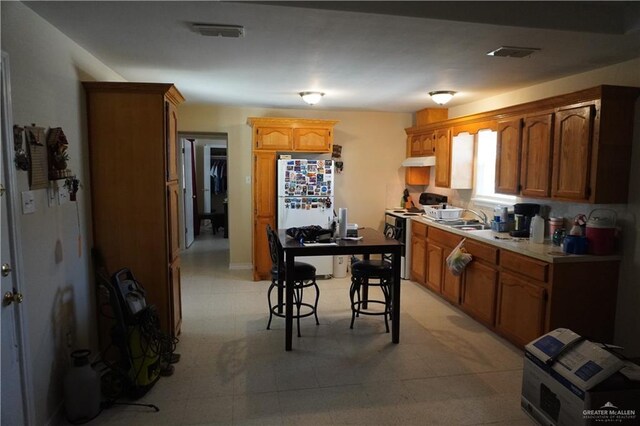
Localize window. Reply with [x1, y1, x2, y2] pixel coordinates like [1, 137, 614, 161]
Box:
[473, 130, 516, 206]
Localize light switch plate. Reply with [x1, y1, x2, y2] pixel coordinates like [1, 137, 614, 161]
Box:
[21, 191, 36, 214]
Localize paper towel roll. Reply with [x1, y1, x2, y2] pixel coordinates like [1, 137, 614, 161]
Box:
[338, 208, 348, 238]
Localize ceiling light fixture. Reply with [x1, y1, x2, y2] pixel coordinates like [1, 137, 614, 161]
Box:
[429, 91, 456, 105]
[191, 23, 245, 38]
[299, 91, 324, 105]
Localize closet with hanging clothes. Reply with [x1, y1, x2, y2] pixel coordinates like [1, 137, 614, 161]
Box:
[209, 148, 228, 237]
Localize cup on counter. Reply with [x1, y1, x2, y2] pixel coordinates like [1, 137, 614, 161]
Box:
[562, 235, 588, 254]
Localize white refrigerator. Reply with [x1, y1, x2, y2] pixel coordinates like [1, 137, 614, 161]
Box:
[277, 159, 334, 277]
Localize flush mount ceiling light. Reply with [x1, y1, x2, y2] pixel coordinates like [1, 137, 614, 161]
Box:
[191, 23, 244, 38]
[299, 91, 324, 105]
[487, 46, 540, 58]
[429, 91, 456, 105]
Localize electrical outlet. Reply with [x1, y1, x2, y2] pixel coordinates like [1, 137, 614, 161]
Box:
[21, 191, 36, 214]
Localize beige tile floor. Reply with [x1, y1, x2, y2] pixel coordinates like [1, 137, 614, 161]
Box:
[89, 230, 536, 425]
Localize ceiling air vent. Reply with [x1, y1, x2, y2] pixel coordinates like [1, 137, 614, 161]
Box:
[192, 23, 245, 38]
[487, 46, 540, 58]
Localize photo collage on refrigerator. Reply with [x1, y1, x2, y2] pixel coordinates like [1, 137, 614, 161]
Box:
[282, 159, 333, 210]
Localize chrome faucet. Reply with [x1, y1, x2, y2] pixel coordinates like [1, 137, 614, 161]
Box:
[463, 208, 489, 225]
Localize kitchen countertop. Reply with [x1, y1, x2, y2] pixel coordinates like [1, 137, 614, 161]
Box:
[411, 216, 621, 264]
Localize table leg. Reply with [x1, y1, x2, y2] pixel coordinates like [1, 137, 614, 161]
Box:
[285, 253, 295, 351]
[392, 248, 401, 343]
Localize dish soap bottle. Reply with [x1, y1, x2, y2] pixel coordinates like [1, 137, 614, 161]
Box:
[530, 214, 545, 244]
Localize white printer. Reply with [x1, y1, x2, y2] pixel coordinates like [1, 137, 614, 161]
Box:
[521, 328, 640, 425]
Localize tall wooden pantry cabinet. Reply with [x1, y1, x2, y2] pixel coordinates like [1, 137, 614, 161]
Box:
[84, 82, 185, 337]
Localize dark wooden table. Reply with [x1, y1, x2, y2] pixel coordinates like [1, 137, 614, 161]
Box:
[278, 227, 403, 351]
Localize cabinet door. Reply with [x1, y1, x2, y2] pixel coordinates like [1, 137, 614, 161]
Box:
[434, 129, 451, 187]
[521, 114, 553, 198]
[254, 152, 276, 217]
[253, 152, 277, 280]
[169, 258, 182, 336]
[495, 118, 522, 195]
[551, 105, 595, 201]
[462, 260, 498, 326]
[409, 134, 423, 156]
[167, 182, 181, 262]
[496, 271, 547, 347]
[166, 101, 179, 182]
[426, 241, 443, 293]
[293, 128, 332, 152]
[255, 127, 293, 150]
[254, 216, 275, 280]
[422, 132, 436, 155]
[441, 247, 461, 304]
[411, 235, 426, 284]
[405, 167, 430, 186]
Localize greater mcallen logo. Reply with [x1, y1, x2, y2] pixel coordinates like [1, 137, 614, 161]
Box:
[583, 402, 637, 423]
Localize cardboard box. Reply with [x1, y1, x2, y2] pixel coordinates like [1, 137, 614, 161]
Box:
[521, 328, 640, 425]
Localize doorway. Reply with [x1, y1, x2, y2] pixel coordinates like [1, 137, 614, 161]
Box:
[177, 132, 228, 249]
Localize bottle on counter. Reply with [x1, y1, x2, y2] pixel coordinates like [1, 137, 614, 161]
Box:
[530, 214, 545, 244]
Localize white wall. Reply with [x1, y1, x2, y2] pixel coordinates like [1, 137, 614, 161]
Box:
[178, 105, 412, 268]
[1, 2, 124, 424]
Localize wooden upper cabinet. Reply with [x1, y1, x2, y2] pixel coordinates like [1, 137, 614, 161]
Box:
[248, 117, 337, 153]
[409, 134, 423, 156]
[255, 127, 293, 150]
[434, 128, 451, 187]
[293, 127, 332, 151]
[409, 131, 435, 156]
[551, 105, 595, 201]
[495, 118, 522, 195]
[521, 113, 554, 198]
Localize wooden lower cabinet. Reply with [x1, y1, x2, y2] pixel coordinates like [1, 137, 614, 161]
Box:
[496, 271, 547, 348]
[425, 243, 443, 293]
[441, 246, 461, 304]
[254, 216, 275, 280]
[409, 221, 619, 348]
[411, 236, 426, 285]
[462, 260, 498, 326]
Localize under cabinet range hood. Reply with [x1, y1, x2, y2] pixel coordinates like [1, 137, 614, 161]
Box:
[401, 156, 436, 167]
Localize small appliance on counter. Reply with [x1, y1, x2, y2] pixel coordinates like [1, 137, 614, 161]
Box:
[510, 203, 541, 237]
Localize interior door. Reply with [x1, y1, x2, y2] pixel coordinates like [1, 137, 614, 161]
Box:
[1, 51, 28, 426]
[182, 139, 194, 247]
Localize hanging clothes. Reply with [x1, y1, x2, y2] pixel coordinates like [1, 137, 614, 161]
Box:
[210, 158, 227, 194]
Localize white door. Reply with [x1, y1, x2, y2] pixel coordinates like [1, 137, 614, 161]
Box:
[183, 139, 195, 247]
[1, 51, 29, 426]
[202, 144, 211, 214]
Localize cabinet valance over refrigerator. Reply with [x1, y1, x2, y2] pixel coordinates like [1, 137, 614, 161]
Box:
[277, 159, 334, 276]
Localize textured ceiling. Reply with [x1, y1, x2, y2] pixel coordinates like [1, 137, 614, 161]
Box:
[24, 1, 640, 112]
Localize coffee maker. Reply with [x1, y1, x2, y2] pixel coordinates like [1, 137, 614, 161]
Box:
[510, 203, 541, 237]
